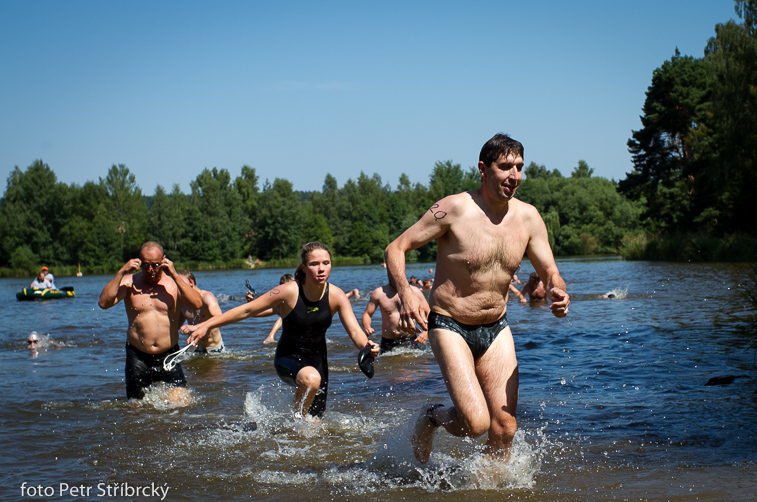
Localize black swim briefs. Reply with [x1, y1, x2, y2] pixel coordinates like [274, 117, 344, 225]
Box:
[427, 311, 509, 359]
[125, 343, 187, 399]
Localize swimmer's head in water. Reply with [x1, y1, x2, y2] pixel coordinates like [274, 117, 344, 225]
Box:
[529, 272, 540, 283]
[279, 273, 294, 285]
[28, 332, 39, 345]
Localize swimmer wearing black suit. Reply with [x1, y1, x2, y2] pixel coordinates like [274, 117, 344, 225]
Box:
[182, 241, 379, 419]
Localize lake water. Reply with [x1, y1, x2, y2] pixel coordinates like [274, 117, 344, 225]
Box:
[1, 257, 756, 501]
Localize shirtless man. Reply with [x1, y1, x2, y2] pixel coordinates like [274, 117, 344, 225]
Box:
[520, 272, 547, 302]
[98, 241, 203, 400]
[385, 133, 570, 464]
[179, 270, 226, 354]
[362, 278, 430, 354]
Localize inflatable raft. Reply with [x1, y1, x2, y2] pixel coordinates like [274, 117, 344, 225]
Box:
[16, 287, 76, 301]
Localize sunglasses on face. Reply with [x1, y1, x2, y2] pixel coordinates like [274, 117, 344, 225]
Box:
[28, 340, 38, 344]
[141, 262, 163, 271]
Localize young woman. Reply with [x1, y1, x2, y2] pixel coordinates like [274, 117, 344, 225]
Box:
[181, 242, 380, 419]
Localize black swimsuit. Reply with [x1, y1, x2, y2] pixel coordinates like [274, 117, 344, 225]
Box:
[124, 343, 187, 399]
[274, 282, 332, 417]
[427, 311, 509, 359]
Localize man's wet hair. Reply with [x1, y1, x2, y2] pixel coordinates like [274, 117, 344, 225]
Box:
[479, 133, 524, 167]
[180, 270, 197, 285]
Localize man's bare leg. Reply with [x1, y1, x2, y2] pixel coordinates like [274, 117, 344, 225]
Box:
[475, 326, 519, 457]
[411, 329, 489, 463]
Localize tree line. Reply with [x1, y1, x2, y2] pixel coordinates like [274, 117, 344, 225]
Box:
[3, 0, 755, 272]
[620, 0, 756, 241]
[0, 157, 644, 273]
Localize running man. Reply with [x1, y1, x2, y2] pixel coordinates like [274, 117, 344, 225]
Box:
[98, 241, 203, 402]
[362, 278, 430, 353]
[385, 133, 570, 463]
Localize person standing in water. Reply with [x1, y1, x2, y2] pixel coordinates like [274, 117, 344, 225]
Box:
[179, 270, 226, 354]
[183, 241, 380, 419]
[98, 241, 203, 401]
[362, 276, 430, 354]
[385, 133, 570, 463]
[519, 272, 547, 302]
[256, 273, 295, 344]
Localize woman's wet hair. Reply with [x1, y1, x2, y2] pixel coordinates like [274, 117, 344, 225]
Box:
[479, 133, 524, 167]
[294, 242, 333, 282]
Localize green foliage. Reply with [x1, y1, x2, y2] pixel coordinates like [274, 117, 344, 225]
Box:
[0, 161, 69, 265]
[186, 168, 249, 262]
[620, 51, 711, 233]
[571, 160, 594, 178]
[519, 161, 644, 255]
[9, 245, 38, 273]
[620, 1, 757, 240]
[100, 164, 150, 261]
[256, 178, 304, 260]
[703, 0, 757, 234]
[620, 232, 757, 261]
[234, 165, 260, 254]
[429, 160, 466, 201]
[149, 184, 189, 257]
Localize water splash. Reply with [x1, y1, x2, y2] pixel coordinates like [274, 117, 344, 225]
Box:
[139, 382, 197, 410]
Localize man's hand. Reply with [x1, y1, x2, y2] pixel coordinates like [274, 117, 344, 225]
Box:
[364, 324, 375, 336]
[398, 288, 427, 333]
[121, 258, 141, 275]
[160, 256, 178, 277]
[414, 331, 428, 344]
[548, 287, 570, 318]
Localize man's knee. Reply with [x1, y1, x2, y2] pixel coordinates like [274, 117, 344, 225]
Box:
[489, 412, 517, 442]
[457, 409, 491, 438]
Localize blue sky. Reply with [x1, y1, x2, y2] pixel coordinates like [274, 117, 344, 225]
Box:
[0, 1, 738, 196]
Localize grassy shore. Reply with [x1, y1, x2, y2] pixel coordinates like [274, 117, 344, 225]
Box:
[620, 232, 757, 262]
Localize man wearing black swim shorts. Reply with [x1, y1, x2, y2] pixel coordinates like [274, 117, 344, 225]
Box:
[99, 241, 203, 401]
[362, 279, 430, 355]
[385, 134, 570, 464]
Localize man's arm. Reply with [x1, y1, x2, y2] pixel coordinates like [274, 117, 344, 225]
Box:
[385, 197, 455, 331]
[509, 282, 526, 302]
[98, 259, 140, 309]
[162, 258, 203, 310]
[524, 207, 570, 317]
[412, 287, 431, 344]
[361, 289, 380, 335]
[203, 291, 223, 318]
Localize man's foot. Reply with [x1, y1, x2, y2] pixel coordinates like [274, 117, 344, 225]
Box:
[411, 404, 444, 464]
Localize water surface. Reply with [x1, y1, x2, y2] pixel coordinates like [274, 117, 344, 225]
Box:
[2, 258, 755, 501]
